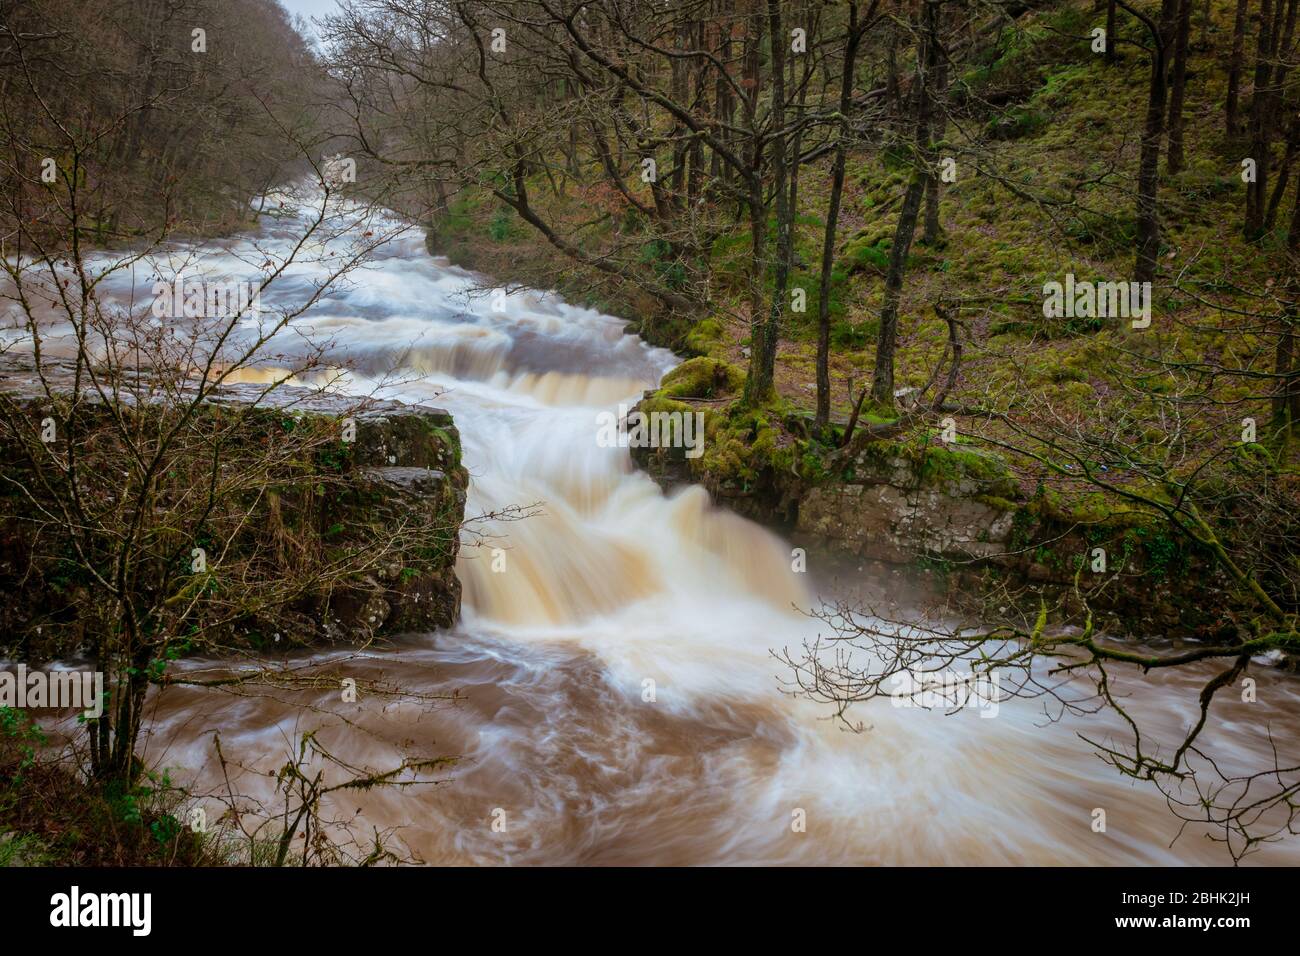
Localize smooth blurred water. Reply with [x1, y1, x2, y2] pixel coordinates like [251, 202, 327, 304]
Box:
[13, 191, 1298, 864]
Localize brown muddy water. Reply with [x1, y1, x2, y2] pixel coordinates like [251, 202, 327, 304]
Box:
[23, 193, 1300, 865]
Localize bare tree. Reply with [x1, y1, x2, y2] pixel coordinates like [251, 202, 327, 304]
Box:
[0, 28, 471, 783]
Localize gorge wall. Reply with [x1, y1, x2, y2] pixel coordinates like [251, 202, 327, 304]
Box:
[628, 359, 1239, 641]
[0, 358, 468, 662]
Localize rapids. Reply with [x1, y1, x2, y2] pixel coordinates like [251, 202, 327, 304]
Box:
[11, 192, 1300, 865]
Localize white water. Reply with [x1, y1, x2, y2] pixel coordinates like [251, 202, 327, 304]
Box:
[14, 193, 1300, 864]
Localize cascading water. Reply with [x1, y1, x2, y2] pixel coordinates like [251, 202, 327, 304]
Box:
[24, 193, 1300, 865]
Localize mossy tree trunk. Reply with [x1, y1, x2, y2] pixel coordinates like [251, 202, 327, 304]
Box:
[816, 2, 870, 430]
[744, 1, 790, 407]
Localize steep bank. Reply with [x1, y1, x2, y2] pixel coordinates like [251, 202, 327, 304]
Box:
[0, 357, 468, 661]
[410, 0, 1294, 642]
[627, 357, 1237, 639]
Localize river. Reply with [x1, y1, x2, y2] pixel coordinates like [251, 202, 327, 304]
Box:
[25, 191, 1300, 865]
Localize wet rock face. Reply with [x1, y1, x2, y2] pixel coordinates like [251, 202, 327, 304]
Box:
[799, 482, 1018, 564]
[626, 382, 1022, 564]
[0, 358, 468, 660]
[797, 448, 1019, 564]
[630, 411, 1235, 637]
[345, 463, 466, 634]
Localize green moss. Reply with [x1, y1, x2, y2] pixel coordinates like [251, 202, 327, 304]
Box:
[987, 108, 1050, 140]
[842, 232, 892, 274]
[1030, 488, 1158, 528]
[659, 357, 745, 399]
[685, 317, 726, 356]
[428, 425, 463, 467]
[666, 396, 791, 487]
[638, 395, 694, 418]
[831, 319, 876, 349]
[918, 444, 1011, 485]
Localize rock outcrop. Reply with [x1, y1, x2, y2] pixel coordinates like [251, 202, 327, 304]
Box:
[795, 442, 1019, 565]
[0, 358, 468, 660]
[629, 381, 1236, 638]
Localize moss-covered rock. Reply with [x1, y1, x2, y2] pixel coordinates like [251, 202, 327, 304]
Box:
[797, 438, 1020, 564]
[684, 318, 726, 357]
[658, 356, 745, 399]
[0, 358, 468, 661]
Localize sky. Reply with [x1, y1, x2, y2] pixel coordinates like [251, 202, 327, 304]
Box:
[278, 0, 342, 18]
[277, 0, 344, 40]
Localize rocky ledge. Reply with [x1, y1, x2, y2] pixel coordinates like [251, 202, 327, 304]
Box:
[628, 359, 1236, 638]
[0, 358, 468, 660]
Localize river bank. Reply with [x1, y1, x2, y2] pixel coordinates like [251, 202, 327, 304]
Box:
[625, 360, 1247, 644]
[0, 356, 468, 662]
[3, 197, 1297, 865]
[423, 191, 1255, 646]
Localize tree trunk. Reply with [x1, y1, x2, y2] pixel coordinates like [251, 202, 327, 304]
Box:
[923, 35, 948, 243]
[1272, 166, 1300, 442]
[1245, 0, 1278, 237]
[741, 8, 775, 404]
[1266, 121, 1299, 230]
[1291, 165, 1300, 248]
[712, 0, 735, 184]
[870, 176, 926, 407]
[1133, 0, 1178, 286]
[871, 2, 937, 408]
[816, 5, 865, 429]
[1226, 0, 1250, 135]
[1261, 0, 1300, 230]
[745, 0, 791, 407]
[885, 22, 901, 115]
[1166, 0, 1193, 174]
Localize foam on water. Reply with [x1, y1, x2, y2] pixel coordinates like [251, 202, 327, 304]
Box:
[12, 189, 1297, 864]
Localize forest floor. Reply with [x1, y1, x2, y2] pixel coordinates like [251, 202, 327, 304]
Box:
[428, 0, 1286, 459]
